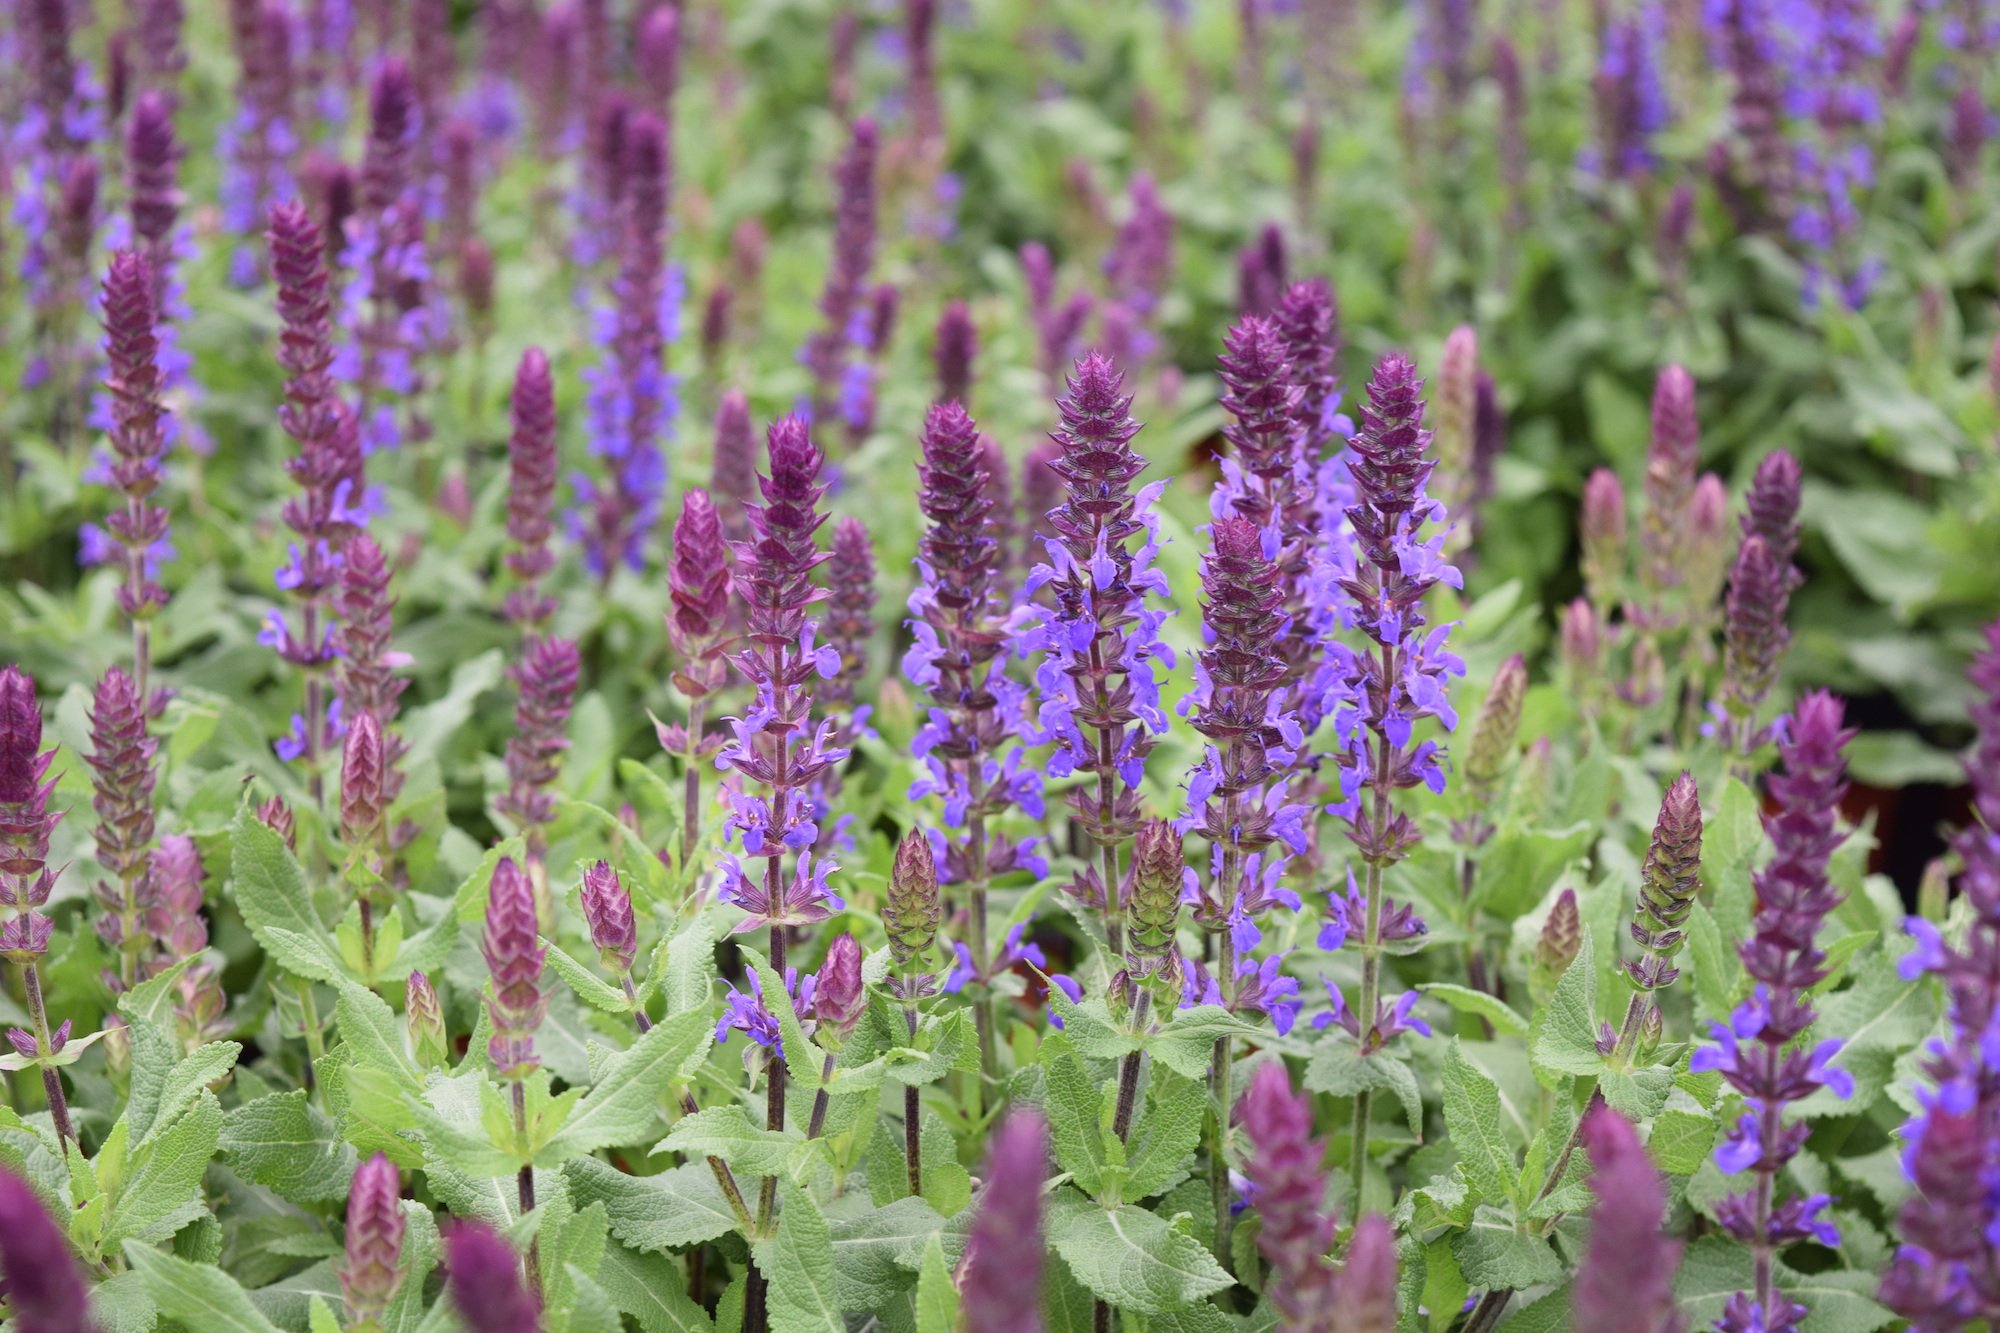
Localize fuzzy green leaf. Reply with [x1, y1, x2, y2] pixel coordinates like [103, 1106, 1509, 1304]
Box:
[751, 1183, 844, 1333]
[540, 1008, 710, 1159]
[220, 1090, 358, 1205]
[1442, 1040, 1519, 1207]
[124, 1243, 284, 1333]
[564, 1157, 742, 1251]
[231, 809, 346, 982]
[1532, 928, 1604, 1077]
[1046, 1193, 1233, 1315]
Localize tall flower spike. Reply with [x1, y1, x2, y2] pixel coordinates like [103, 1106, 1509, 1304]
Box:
[443, 1221, 537, 1333]
[1330, 1214, 1400, 1333]
[340, 712, 386, 856]
[935, 298, 977, 407]
[804, 117, 879, 432]
[961, 1109, 1050, 1333]
[710, 389, 758, 544]
[1031, 352, 1173, 956]
[1128, 819, 1183, 978]
[145, 832, 226, 1044]
[1238, 1062, 1338, 1326]
[0, 667, 62, 965]
[335, 534, 407, 806]
[1693, 693, 1854, 1333]
[1236, 222, 1288, 317]
[98, 250, 174, 694]
[1430, 324, 1479, 528]
[1274, 279, 1342, 453]
[0, 1166, 94, 1333]
[405, 969, 448, 1068]
[822, 517, 877, 720]
[497, 636, 581, 862]
[503, 348, 559, 629]
[1627, 772, 1703, 996]
[1743, 449, 1802, 580]
[340, 1153, 406, 1327]
[1572, 1106, 1686, 1333]
[1720, 535, 1791, 754]
[87, 666, 159, 990]
[1580, 467, 1627, 611]
[482, 857, 547, 1079]
[886, 831, 941, 990]
[1639, 364, 1698, 616]
[1463, 653, 1526, 812]
[579, 861, 637, 974]
[667, 489, 732, 694]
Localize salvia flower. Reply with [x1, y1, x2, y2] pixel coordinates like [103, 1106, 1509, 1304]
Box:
[717, 417, 847, 933]
[405, 969, 448, 1068]
[502, 347, 560, 629]
[1274, 279, 1344, 454]
[1580, 467, 1628, 612]
[1029, 352, 1175, 955]
[443, 1220, 537, 1333]
[1720, 536, 1792, 753]
[579, 860, 636, 973]
[1127, 819, 1183, 979]
[1238, 1061, 1338, 1326]
[144, 832, 226, 1044]
[218, 0, 296, 287]
[1532, 887, 1583, 1002]
[1743, 450, 1803, 577]
[1463, 652, 1527, 814]
[1879, 620, 2000, 1331]
[666, 490, 732, 701]
[1690, 692, 1854, 1330]
[481, 856, 547, 1079]
[886, 830, 942, 996]
[0, 1165, 94, 1333]
[496, 636, 581, 860]
[576, 111, 676, 576]
[823, 516, 877, 721]
[803, 117, 879, 431]
[1585, 11, 1670, 181]
[87, 666, 159, 990]
[340, 1152, 406, 1327]
[94, 251, 174, 681]
[935, 298, 977, 406]
[961, 1108, 1049, 1333]
[1235, 222, 1288, 317]
[1100, 174, 1174, 373]
[1639, 364, 1698, 620]
[710, 389, 758, 544]
[814, 932, 867, 1047]
[0, 667, 62, 965]
[335, 534, 408, 809]
[1330, 1212, 1400, 1333]
[716, 965, 813, 1057]
[120, 89, 203, 458]
[1572, 1106, 1686, 1333]
[340, 712, 386, 858]
[1627, 772, 1704, 995]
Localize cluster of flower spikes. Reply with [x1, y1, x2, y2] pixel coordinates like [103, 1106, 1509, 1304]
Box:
[482, 856, 547, 1078]
[1582, 5, 1671, 181]
[262, 201, 368, 768]
[903, 400, 1046, 919]
[1880, 618, 2000, 1331]
[1775, 0, 1884, 310]
[1692, 692, 1857, 1333]
[217, 0, 297, 287]
[714, 416, 848, 932]
[802, 116, 879, 433]
[577, 110, 676, 576]
[1028, 351, 1175, 944]
[1312, 352, 1463, 1049]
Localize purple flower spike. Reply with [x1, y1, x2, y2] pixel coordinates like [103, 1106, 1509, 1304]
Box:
[814, 932, 867, 1046]
[1720, 535, 1793, 753]
[0, 667, 62, 966]
[87, 666, 159, 986]
[340, 1153, 406, 1326]
[0, 1165, 94, 1333]
[823, 516, 877, 718]
[1573, 1106, 1686, 1333]
[497, 636, 580, 858]
[804, 117, 879, 434]
[481, 856, 547, 1079]
[1640, 364, 1698, 613]
[1238, 1062, 1338, 1325]
[98, 250, 173, 632]
[339, 712, 385, 855]
[335, 534, 407, 806]
[710, 389, 758, 544]
[961, 1109, 1050, 1333]
[667, 489, 733, 702]
[503, 348, 560, 629]
[935, 298, 977, 407]
[1627, 771, 1703, 995]
[1743, 450, 1803, 576]
[443, 1220, 537, 1333]
[1235, 222, 1288, 317]
[1331, 1212, 1400, 1333]
[580, 860, 636, 973]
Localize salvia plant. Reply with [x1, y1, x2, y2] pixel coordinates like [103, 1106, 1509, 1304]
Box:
[0, 3, 1997, 1333]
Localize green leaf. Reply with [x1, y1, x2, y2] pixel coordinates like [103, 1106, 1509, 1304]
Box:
[595, 1240, 717, 1333]
[565, 1155, 741, 1251]
[1041, 1035, 1107, 1196]
[1451, 1206, 1563, 1289]
[1045, 1194, 1233, 1315]
[1303, 1041, 1425, 1133]
[540, 1008, 710, 1160]
[123, 1242, 284, 1333]
[105, 1091, 223, 1246]
[751, 1183, 843, 1333]
[1442, 1041, 1519, 1207]
[660, 1106, 800, 1177]
[1421, 984, 1531, 1037]
[546, 940, 637, 1013]
[1041, 986, 1141, 1061]
[1124, 1070, 1207, 1201]
[1686, 902, 1739, 1023]
[913, 1233, 960, 1333]
[335, 979, 421, 1079]
[1151, 1006, 1263, 1080]
[220, 1091, 358, 1205]
[828, 1197, 946, 1311]
[657, 913, 722, 1016]
[1646, 1106, 1717, 1177]
[746, 947, 821, 1093]
[1532, 927, 1604, 1078]
[231, 809, 346, 982]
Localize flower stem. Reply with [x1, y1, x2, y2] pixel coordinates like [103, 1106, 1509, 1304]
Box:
[20, 964, 74, 1154]
[904, 1004, 923, 1199]
[682, 697, 705, 868]
[512, 1080, 543, 1305]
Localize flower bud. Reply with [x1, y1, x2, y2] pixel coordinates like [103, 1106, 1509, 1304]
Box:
[340, 1153, 406, 1326]
[1560, 598, 1601, 687]
[1127, 819, 1183, 974]
[1683, 472, 1731, 613]
[1580, 468, 1626, 607]
[1330, 1213, 1399, 1333]
[481, 857, 547, 1078]
[1628, 772, 1703, 992]
[579, 860, 637, 973]
[814, 933, 866, 1046]
[257, 795, 297, 851]
[1531, 887, 1581, 1003]
[886, 832, 940, 976]
[405, 970, 448, 1069]
[340, 712, 386, 855]
[1465, 654, 1527, 801]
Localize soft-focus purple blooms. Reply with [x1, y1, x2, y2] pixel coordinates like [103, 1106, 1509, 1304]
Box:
[961, 1108, 1049, 1333]
[1880, 620, 2000, 1331]
[1238, 1062, 1338, 1324]
[1236, 222, 1288, 316]
[219, 0, 297, 288]
[1573, 1106, 1687, 1333]
[0, 1164, 94, 1333]
[710, 389, 758, 544]
[1708, 0, 1792, 214]
[823, 516, 877, 722]
[1021, 241, 1094, 388]
[803, 118, 879, 432]
[1691, 693, 1854, 1330]
[1720, 536, 1793, 752]
[1030, 353, 1174, 955]
[576, 112, 676, 576]
[1640, 364, 1699, 617]
[1745, 449, 1804, 575]
[1100, 175, 1174, 372]
[443, 1220, 537, 1333]
[1584, 8, 1671, 179]
[667, 489, 733, 704]
[1330, 1212, 1400, 1332]
[497, 636, 580, 861]
[121, 89, 202, 455]
[717, 418, 847, 932]
[935, 298, 977, 406]
[340, 1153, 406, 1326]
[482, 856, 548, 1078]
[503, 348, 560, 629]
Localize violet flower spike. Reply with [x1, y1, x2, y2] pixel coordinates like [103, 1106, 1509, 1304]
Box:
[340, 1152, 407, 1327]
[1238, 1062, 1339, 1326]
[1030, 351, 1174, 958]
[803, 117, 879, 437]
[0, 666, 75, 1152]
[502, 347, 559, 630]
[442, 1220, 537, 1333]
[1572, 1106, 1687, 1333]
[96, 250, 174, 701]
[960, 1109, 1050, 1333]
[710, 388, 758, 544]
[482, 856, 547, 1080]
[935, 298, 977, 408]
[1638, 363, 1698, 625]
[335, 533, 407, 810]
[87, 665, 160, 992]
[144, 832, 226, 1044]
[497, 635, 581, 872]
[665, 489, 732, 862]
[0, 1165, 95, 1333]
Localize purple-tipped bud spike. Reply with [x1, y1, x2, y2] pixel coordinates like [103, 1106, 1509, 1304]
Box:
[1641, 365, 1699, 596]
[443, 1221, 537, 1333]
[0, 667, 61, 961]
[1580, 467, 1627, 605]
[482, 857, 547, 1078]
[498, 637, 580, 844]
[887, 832, 941, 975]
[1128, 819, 1183, 974]
[1537, 888, 1583, 977]
[86, 666, 158, 893]
[460, 238, 496, 331]
[340, 712, 385, 852]
[710, 389, 757, 543]
[1465, 654, 1527, 799]
[667, 490, 732, 673]
[1628, 773, 1703, 992]
[738, 416, 830, 649]
[1236, 221, 1288, 316]
[503, 347, 559, 628]
[1743, 450, 1802, 575]
[0, 1165, 94, 1333]
[361, 58, 417, 217]
[1684, 472, 1732, 610]
[805, 117, 881, 429]
[814, 932, 866, 1045]
[1330, 1213, 1399, 1333]
[1561, 598, 1601, 681]
[636, 4, 681, 112]
[405, 969, 448, 1068]
[336, 535, 407, 800]
[961, 1109, 1049, 1333]
[125, 92, 182, 287]
[824, 517, 877, 711]
[258, 795, 296, 850]
[340, 1153, 407, 1325]
[1273, 279, 1340, 450]
[935, 299, 977, 406]
[1573, 1107, 1686, 1333]
[1239, 1062, 1338, 1323]
[1721, 536, 1791, 738]
[1434, 324, 1480, 484]
[580, 861, 637, 972]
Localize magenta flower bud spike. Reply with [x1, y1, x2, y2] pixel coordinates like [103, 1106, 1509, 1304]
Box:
[340, 711, 386, 858]
[443, 1220, 538, 1333]
[482, 856, 547, 1080]
[1580, 467, 1626, 611]
[503, 348, 559, 630]
[1239, 1062, 1338, 1325]
[1572, 1106, 1685, 1333]
[580, 860, 637, 974]
[823, 516, 876, 718]
[961, 1109, 1050, 1333]
[0, 1165, 94, 1333]
[335, 534, 407, 810]
[87, 665, 159, 990]
[498, 636, 580, 868]
[340, 1153, 406, 1326]
[935, 298, 977, 407]
[1331, 1213, 1400, 1333]
[1640, 364, 1698, 614]
[813, 932, 866, 1047]
[1721, 535, 1792, 755]
[710, 389, 757, 544]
